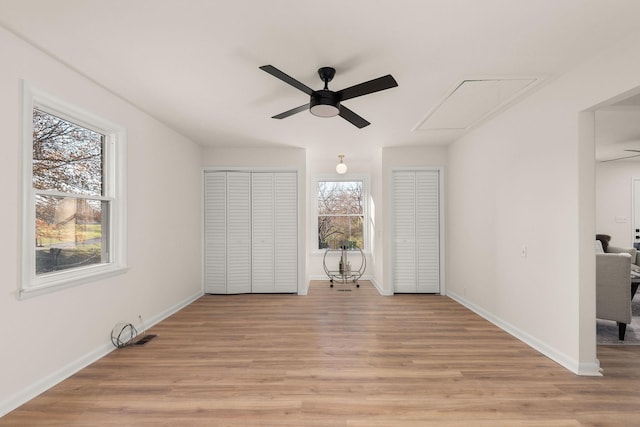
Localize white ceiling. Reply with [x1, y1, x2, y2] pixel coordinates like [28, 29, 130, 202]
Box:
[595, 102, 640, 163]
[2, 0, 640, 159]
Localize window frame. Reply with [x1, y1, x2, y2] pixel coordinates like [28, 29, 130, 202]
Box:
[20, 82, 127, 299]
[314, 175, 369, 253]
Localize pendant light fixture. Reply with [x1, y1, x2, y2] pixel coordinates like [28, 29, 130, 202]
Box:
[336, 154, 348, 174]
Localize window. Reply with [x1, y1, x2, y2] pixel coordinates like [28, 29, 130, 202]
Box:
[317, 180, 365, 250]
[21, 84, 126, 298]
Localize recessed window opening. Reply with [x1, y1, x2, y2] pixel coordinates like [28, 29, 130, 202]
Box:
[21, 84, 127, 298]
[317, 180, 365, 250]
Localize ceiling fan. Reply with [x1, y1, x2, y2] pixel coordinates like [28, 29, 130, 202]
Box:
[259, 65, 398, 128]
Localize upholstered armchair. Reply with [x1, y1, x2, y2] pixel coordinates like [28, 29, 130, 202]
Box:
[597, 234, 640, 268]
[596, 251, 632, 340]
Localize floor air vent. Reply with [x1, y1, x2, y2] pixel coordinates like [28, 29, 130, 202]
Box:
[134, 334, 157, 346]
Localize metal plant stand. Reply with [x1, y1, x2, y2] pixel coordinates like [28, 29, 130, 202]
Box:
[323, 246, 366, 287]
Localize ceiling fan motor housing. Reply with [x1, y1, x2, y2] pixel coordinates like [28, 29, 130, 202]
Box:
[310, 90, 341, 117]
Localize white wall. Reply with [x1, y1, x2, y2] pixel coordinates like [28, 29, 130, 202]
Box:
[369, 148, 384, 289]
[596, 160, 640, 247]
[446, 28, 640, 375]
[200, 146, 305, 169]
[0, 27, 203, 415]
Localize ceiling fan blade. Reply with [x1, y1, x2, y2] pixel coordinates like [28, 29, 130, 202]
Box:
[272, 103, 310, 119]
[625, 149, 640, 152]
[259, 65, 314, 95]
[339, 105, 370, 128]
[600, 153, 640, 163]
[337, 74, 398, 101]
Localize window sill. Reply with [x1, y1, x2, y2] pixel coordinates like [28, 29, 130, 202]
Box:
[19, 264, 128, 300]
[311, 249, 371, 256]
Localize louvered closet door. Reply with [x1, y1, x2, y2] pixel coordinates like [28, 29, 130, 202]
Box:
[252, 173, 275, 292]
[226, 172, 252, 294]
[205, 171, 297, 294]
[392, 170, 440, 293]
[392, 172, 417, 293]
[415, 171, 440, 293]
[274, 172, 298, 292]
[204, 172, 227, 294]
[251, 172, 298, 293]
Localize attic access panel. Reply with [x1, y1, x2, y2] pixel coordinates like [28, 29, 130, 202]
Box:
[414, 78, 541, 131]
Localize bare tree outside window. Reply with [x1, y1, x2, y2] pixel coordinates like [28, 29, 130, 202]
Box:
[318, 181, 364, 249]
[33, 107, 108, 274]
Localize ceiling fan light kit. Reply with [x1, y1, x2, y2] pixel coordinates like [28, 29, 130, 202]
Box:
[259, 64, 398, 128]
[310, 91, 341, 117]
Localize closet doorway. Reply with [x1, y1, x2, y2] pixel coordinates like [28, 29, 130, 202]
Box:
[203, 170, 298, 294]
[391, 169, 443, 294]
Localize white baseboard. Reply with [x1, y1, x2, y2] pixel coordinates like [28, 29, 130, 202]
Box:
[0, 340, 115, 418]
[446, 290, 601, 376]
[368, 277, 392, 295]
[139, 290, 203, 332]
[0, 290, 203, 417]
[309, 274, 374, 282]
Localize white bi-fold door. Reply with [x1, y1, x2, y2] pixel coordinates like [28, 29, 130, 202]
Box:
[204, 171, 251, 294]
[204, 171, 297, 294]
[251, 172, 298, 293]
[392, 169, 441, 293]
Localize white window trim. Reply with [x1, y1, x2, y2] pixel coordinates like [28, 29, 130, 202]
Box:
[312, 174, 369, 254]
[20, 82, 127, 299]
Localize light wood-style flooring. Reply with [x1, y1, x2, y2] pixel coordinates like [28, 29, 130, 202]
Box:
[3, 281, 640, 426]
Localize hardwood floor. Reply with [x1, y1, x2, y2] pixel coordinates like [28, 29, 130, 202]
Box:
[3, 281, 640, 426]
